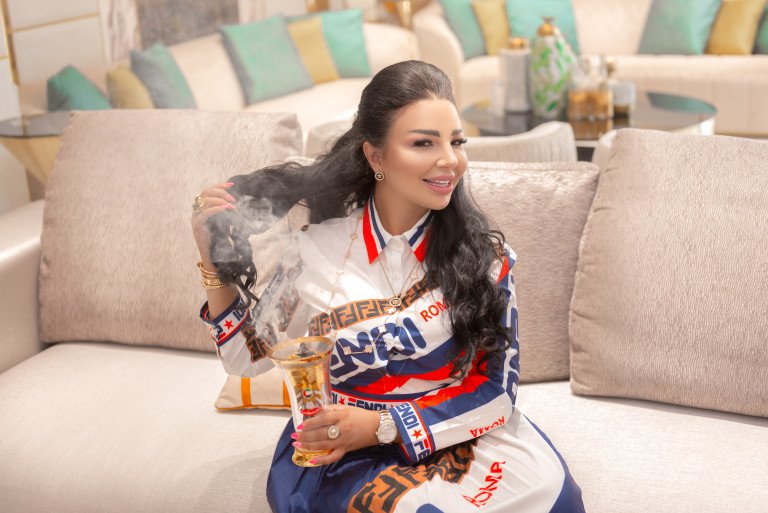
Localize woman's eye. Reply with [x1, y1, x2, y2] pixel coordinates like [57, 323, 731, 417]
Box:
[413, 139, 432, 147]
[452, 138, 468, 146]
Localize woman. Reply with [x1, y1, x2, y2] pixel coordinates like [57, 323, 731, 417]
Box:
[191, 60, 585, 512]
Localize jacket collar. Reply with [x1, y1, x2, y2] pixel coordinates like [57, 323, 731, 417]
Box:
[361, 196, 433, 264]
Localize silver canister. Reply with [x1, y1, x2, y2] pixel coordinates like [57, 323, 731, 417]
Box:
[499, 37, 531, 113]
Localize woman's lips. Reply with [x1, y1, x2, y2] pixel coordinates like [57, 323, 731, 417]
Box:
[422, 177, 454, 194]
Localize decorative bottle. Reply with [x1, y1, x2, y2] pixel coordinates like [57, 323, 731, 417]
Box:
[528, 17, 576, 119]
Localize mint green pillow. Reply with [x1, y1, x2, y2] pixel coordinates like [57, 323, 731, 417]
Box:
[288, 9, 371, 77]
[220, 15, 314, 104]
[756, 6, 768, 53]
[130, 43, 196, 108]
[47, 66, 111, 111]
[439, 0, 486, 59]
[638, 0, 722, 55]
[506, 0, 580, 54]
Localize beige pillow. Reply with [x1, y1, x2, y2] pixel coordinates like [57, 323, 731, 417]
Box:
[40, 110, 303, 352]
[570, 128, 768, 418]
[215, 368, 290, 410]
[467, 161, 600, 382]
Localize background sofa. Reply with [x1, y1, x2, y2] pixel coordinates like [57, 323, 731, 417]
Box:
[412, 0, 768, 136]
[18, 21, 418, 155]
[1, 110, 767, 513]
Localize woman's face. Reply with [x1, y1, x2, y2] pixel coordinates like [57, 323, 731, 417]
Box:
[366, 98, 468, 215]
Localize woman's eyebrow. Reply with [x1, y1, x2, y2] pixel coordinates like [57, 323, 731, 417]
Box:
[408, 128, 464, 136]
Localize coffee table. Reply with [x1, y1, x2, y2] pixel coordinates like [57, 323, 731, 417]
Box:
[461, 91, 717, 161]
[0, 111, 71, 187]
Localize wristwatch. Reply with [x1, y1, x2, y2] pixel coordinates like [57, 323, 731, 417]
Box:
[376, 410, 398, 444]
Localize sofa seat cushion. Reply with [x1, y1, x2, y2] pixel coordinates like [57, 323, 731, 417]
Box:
[244, 78, 369, 150]
[0, 342, 290, 513]
[610, 54, 768, 135]
[517, 381, 768, 513]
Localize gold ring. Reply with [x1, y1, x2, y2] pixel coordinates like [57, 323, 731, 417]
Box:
[327, 424, 340, 440]
[192, 195, 206, 215]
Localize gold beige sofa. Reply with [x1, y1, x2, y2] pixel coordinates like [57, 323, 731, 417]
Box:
[0, 110, 766, 513]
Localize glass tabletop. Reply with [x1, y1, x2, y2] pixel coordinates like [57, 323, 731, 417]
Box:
[461, 91, 717, 142]
[0, 111, 71, 138]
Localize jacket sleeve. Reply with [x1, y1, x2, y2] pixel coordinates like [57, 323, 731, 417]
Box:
[199, 295, 274, 378]
[199, 260, 310, 378]
[389, 248, 520, 462]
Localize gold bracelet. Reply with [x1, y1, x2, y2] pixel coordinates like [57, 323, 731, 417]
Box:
[197, 261, 221, 278]
[201, 277, 226, 290]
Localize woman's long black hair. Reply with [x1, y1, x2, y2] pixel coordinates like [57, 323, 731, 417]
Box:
[208, 60, 511, 378]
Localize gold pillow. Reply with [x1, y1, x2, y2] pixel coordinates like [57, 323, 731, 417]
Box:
[472, 0, 510, 56]
[106, 65, 154, 109]
[287, 16, 341, 84]
[215, 367, 290, 410]
[706, 0, 767, 55]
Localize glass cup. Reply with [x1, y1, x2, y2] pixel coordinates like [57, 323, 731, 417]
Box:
[268, 336, 334, 467]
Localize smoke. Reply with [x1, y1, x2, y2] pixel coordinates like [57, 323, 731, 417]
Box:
[208, 192, 308, 353]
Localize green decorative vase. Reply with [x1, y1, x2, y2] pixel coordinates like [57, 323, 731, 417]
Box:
[529, 17, 576, 119]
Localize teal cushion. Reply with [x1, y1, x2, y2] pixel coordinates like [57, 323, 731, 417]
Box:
[506, 0, 580, 54]
[638, 0, 722, 55]
[130, 43, 196, 108]
[288, 9, 371, 77]
[756, 5, 768, 53]
[47, 66, 111, 111]
[439, 0, 487, 59]
[220, 15, 314, 104]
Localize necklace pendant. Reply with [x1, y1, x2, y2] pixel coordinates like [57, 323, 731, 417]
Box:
[388, 296, 402, 309]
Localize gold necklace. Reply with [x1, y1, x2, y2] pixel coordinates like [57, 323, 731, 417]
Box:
[378, 254, 421, 315]
[323, 212, 421, 356]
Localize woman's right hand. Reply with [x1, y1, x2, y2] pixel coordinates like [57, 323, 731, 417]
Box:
[191, 182, 237, 264]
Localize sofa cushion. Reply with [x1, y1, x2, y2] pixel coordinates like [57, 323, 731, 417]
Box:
[39, 110, 303, 351]
[706, 0, 766, 55]
[130, 43, 197, 108]
[220, 15, 314, 105]
[569, 128, 768, 418]
[467, 161, 599, 382]
[472, 0, 510, 55]
[289, 9, 372, 78]
[517, 381, 768, 513]
[168, 34, 245, 111]
[46, 65, 111, 111]
[638, 0, 722, 55]
[287, 16, 341, 84]
[757, 4, 768, 53]
[571, 0, 653, 55]
[106, 65, 154, 109]
[0, 342, 290, 513]
[506, 0, 581, 54]
[439, 0, 487, 59]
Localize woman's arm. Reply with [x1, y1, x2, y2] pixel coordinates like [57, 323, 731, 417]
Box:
[389, 248, 520, 463]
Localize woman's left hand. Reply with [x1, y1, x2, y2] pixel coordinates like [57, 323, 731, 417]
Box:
[294, 404, 382, 465]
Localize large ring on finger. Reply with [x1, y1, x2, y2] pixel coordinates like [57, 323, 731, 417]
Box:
[192, 195, 206, 215]
[327, 424, 340, 440]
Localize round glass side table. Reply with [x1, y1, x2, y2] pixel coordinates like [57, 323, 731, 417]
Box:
[0, 111, 71, 186]
[461, 91, 717, 160]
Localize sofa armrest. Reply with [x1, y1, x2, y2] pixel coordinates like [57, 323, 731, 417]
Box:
[411, 2, 464, 102]
[364, 22, 420, 73]
[0, 200, 45, 373]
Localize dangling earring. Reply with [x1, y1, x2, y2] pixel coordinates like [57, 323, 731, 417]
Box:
[374, 170, 384, 181]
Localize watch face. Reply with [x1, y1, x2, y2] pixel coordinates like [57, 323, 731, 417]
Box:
[378, 423, 398, 444]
